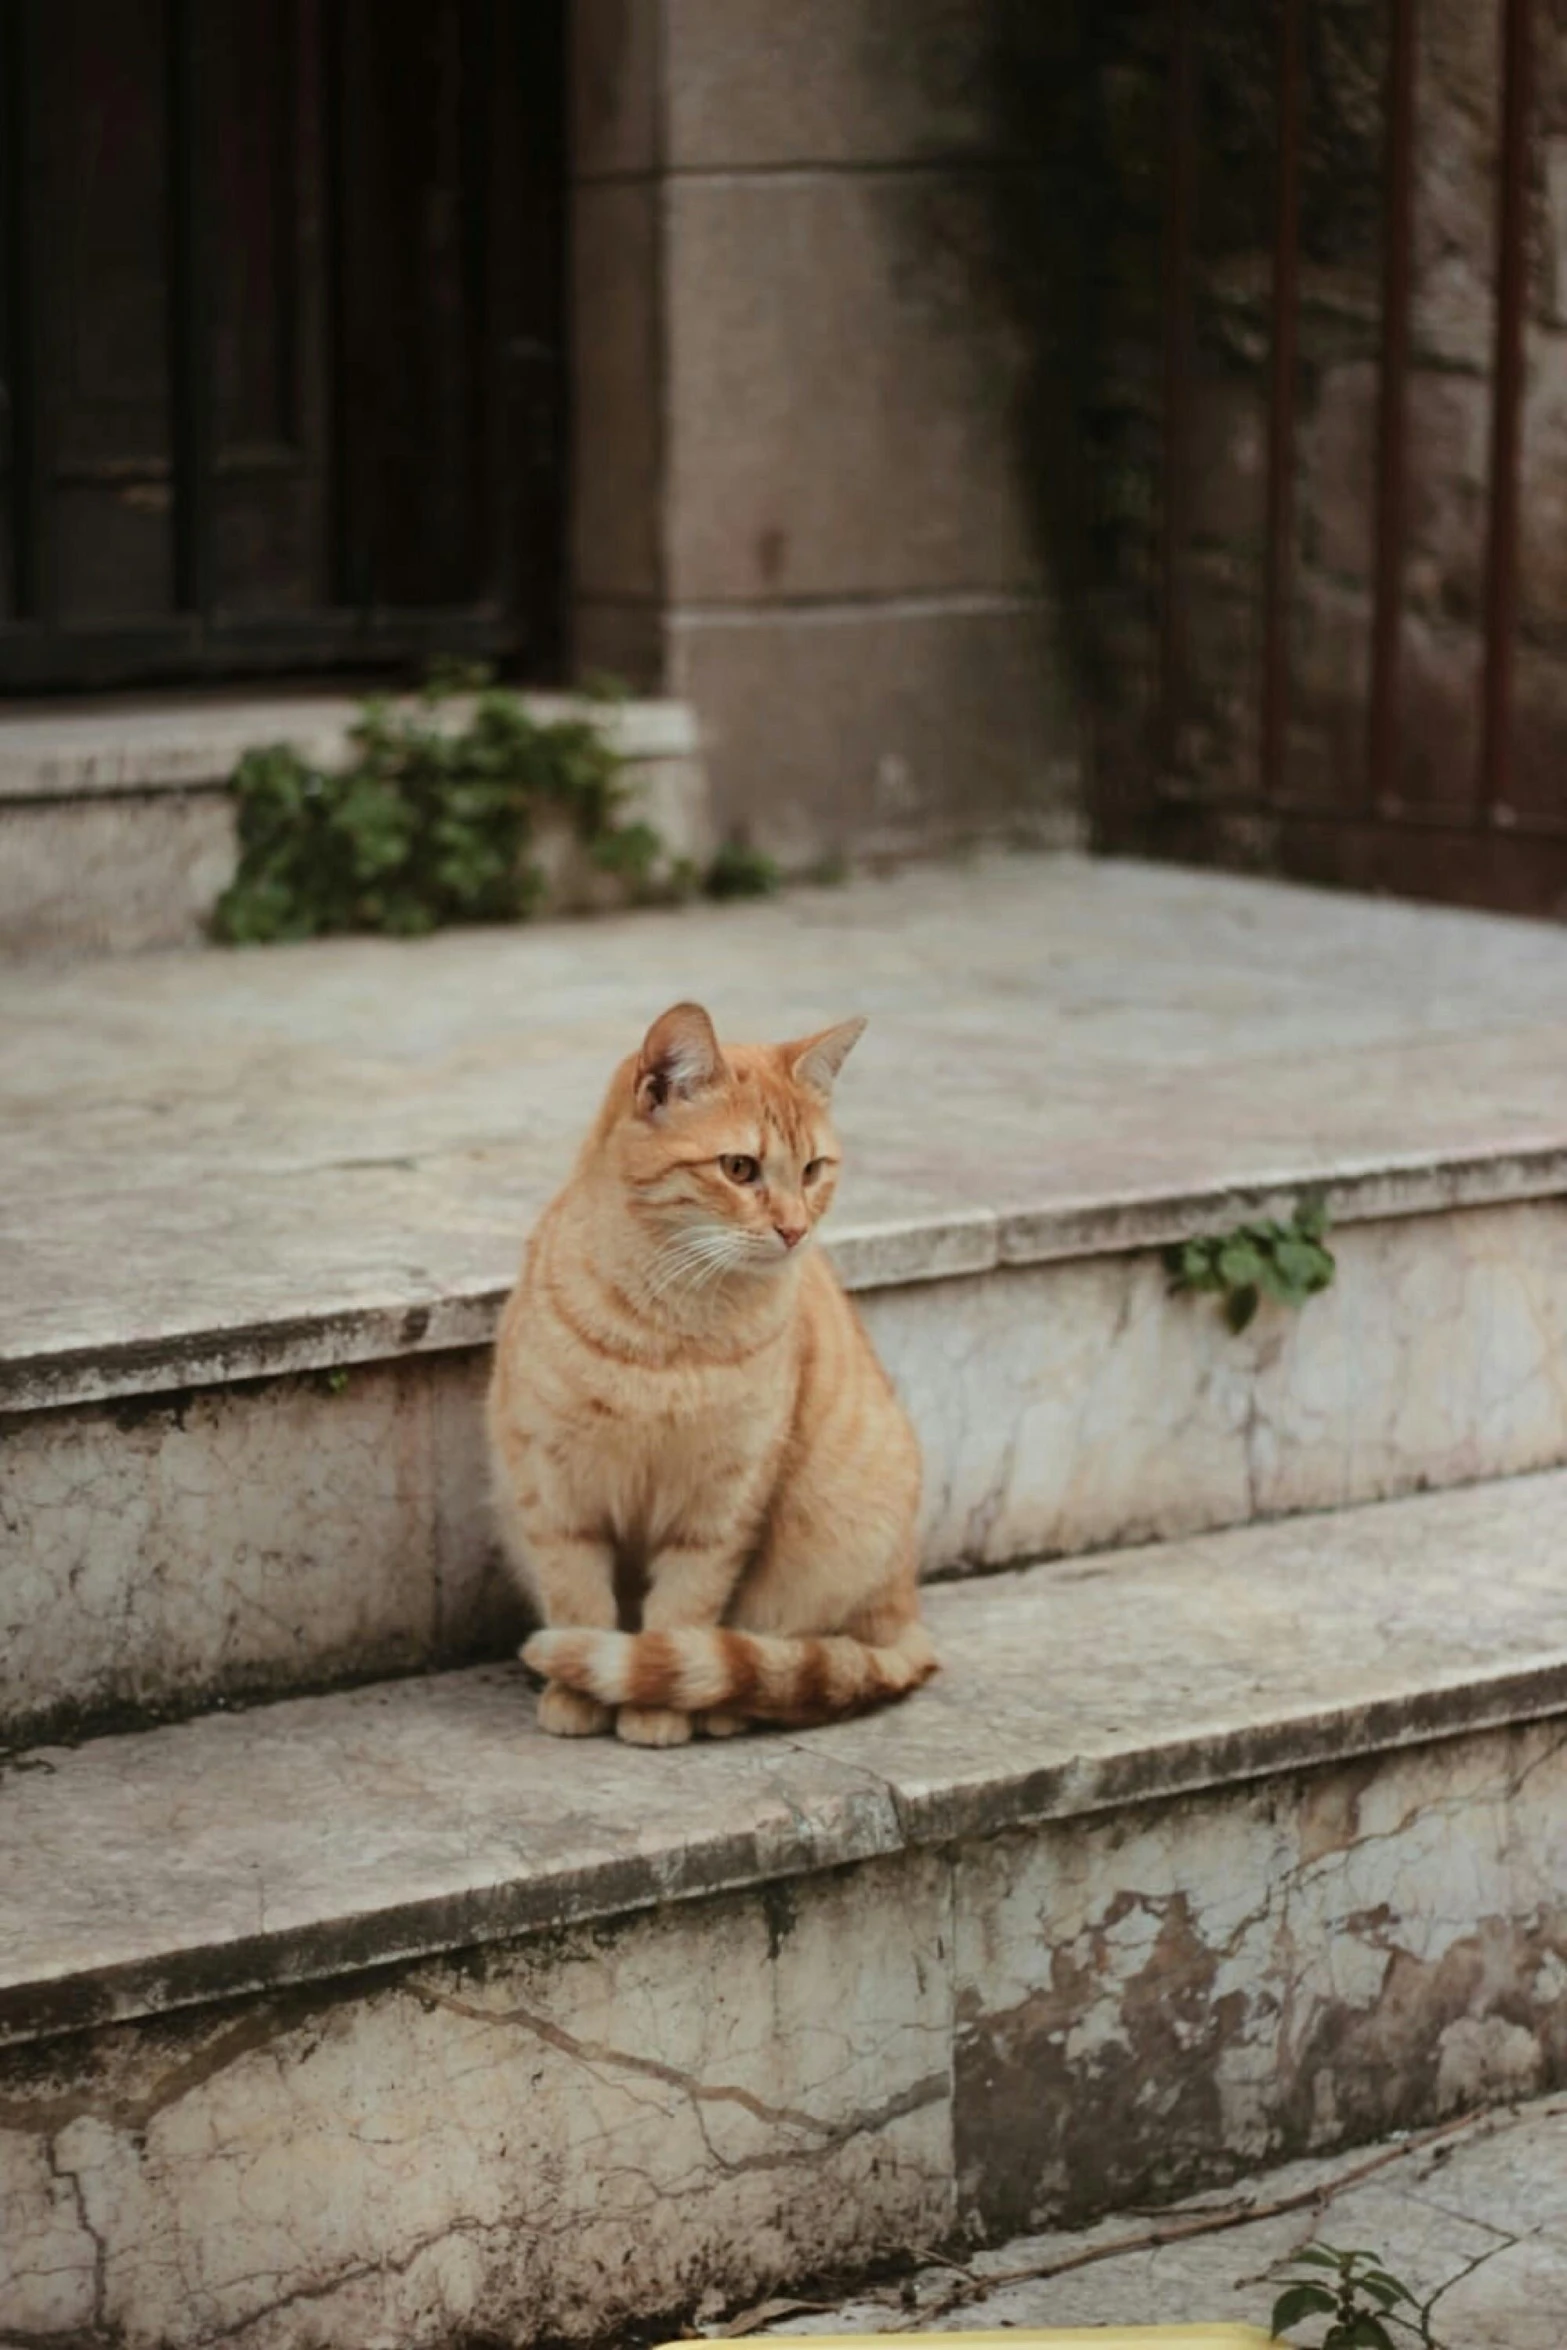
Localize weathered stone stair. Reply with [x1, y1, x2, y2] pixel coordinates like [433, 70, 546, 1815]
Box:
[3, 853, 1567, 2346]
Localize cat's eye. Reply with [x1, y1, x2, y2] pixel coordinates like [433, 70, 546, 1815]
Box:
[803, 1158, 827, 1184]
[720, 1153, 761, 1185]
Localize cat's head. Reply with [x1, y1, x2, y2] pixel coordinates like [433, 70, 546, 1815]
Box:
[608, 1001, 864, 1289]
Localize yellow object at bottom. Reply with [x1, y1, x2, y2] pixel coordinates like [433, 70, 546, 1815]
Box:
[659, 2332, 1281, 2348]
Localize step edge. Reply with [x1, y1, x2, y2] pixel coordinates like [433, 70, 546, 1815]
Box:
[0, 691, 702, 805]
[7, 1141, 1566, 1414]
[4, 1646, 1564, 2053]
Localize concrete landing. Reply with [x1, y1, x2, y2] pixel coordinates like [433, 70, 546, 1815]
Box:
[4, 1475, 1566, 2346]
[5, 853, 1567, 1408]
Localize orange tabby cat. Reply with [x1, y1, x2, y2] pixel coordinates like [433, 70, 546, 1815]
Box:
[487, 1000, 936, 1746]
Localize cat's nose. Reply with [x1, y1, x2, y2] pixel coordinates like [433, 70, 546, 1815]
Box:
[775, 1222, 806, 1250]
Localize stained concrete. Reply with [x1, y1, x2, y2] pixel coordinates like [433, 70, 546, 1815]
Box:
[2, 1697, 1565, 2345]
[5, 854, 1567, 1408]
[763, 2096, 1567, 2347]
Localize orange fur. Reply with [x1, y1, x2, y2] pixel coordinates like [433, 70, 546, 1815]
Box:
[486, 1001, 935, 1746]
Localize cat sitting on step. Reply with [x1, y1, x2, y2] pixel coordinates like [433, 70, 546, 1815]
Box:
[487, 1000, 936, 1747]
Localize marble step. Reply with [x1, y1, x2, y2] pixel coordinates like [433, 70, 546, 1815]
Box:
[0, 688, 712, 957]
[5, 854, 1567, 1740]
[3, 1472, 1565, 2348]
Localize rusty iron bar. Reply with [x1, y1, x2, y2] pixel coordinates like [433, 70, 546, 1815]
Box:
[1157, 0, 1198, 781]
[1260, 0, 1304, 806]
[1478, 0, 1534, 823]
[1366, 0, 1418, 814]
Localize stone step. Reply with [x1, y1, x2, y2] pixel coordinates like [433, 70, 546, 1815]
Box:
[5, 855, 1567, 1739]
[3, 1472, 1565, 2347]
[0, 687, 711, 957]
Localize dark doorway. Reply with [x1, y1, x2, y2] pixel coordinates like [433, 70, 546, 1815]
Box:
[0, 0, 565, 692]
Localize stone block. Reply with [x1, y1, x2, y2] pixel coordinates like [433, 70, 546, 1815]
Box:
[571, 180, 663, 602]
[863, 1199, 1567, 1577]
[665, 0, 996, 170]
[668, 599, 1073, 862]
[952, 1719, 1567, 2236]
[0, 793, 236, 957]
[0, 1354, 510, 1739]
[0, 1854, 952, 2346]
[665, 173, 1038, 601]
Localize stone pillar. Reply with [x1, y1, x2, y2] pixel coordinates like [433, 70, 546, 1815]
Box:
[568, 0, 1080, 866]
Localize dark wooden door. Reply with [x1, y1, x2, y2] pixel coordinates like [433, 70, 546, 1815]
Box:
[0, 0, 564, 691]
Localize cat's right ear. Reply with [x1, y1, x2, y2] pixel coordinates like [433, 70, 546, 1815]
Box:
[635, 1002, 725, 1115]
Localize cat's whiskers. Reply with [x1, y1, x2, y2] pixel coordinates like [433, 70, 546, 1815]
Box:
[640, 1226, 747, 1307]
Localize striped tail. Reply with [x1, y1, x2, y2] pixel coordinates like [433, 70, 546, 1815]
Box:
[522, 1618, 937, 1726]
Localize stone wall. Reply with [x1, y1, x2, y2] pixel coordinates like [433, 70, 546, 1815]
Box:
[568, 0, 1081, 866]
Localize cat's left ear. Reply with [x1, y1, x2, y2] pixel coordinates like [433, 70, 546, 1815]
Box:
[786, 1016, 867, 1095]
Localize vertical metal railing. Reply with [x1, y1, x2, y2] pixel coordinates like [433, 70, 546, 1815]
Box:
[1156, 0, 1196, 780]
[4, 0, 50, 624]
[1478, 0, 1534, 825]
[167, 0, 215, 620]
[1260, 0, 1303, 806]
[1366, 0, 1418, 815]
[1153, 0, 1552, 876]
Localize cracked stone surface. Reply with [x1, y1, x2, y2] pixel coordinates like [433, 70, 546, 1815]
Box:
[8, 1195, 1567, 1738]
[2, 1469, 1565, 2044]
[2, 1705, 1565, 2345]
[762, 2095, 1567, 2345]
[0, 1856, 953, 2347]
[950, 1719, 1567, 2234]
[5, 853, 1567, 1408]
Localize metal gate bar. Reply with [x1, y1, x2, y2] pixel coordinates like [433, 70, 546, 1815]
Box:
[1366, 0, 1418, 815]
[1157, 0, 1197, 778]
[167, 0, 215, 620]
[1260, 0, 1303, 806]
[1150, 0, 1563, 867]
[1478, 0, 1534, 822]
[4, 0, 50, 623]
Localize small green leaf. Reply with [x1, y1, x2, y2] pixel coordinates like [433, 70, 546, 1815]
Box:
[1256, 1253, 1295, 1303]
[1272, 2280, 1338, 2332]
[1217, 1238, 1265, 1290]
[1295, 1189, 1330, 1240]
[1224, 1281, 1259, 1332]
[1342, 2317, 1395, 2349]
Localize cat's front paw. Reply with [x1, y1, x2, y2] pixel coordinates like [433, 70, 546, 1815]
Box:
[538, 1682, 613, 1738]
[616, 1704, 692, 1748]
[698, 1710, 750, 1739]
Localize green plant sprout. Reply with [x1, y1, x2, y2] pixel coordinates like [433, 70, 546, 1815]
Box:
[1165, 1191, 1335, 1333]
[1271, 2231, 1521, 2349]
[213, 667, 659, 945]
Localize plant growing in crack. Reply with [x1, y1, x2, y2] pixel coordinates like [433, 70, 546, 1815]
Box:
[1165, 1191, 1335, 1333]
[1270, 2233, 1521, 2349]
[212, 662, 666, 945]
